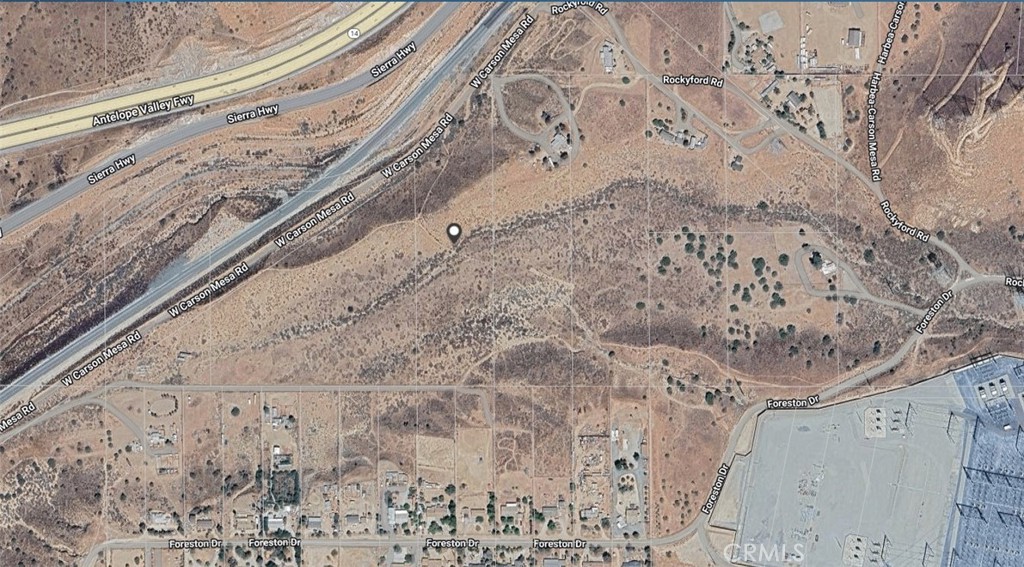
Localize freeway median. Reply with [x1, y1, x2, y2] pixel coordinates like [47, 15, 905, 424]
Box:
[0, 3, 514, 417]
[0, 2, 404, 152]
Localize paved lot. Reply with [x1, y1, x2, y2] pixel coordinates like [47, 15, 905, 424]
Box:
[733, 374, 967, 567]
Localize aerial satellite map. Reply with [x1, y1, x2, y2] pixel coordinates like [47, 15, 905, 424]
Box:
[1, 1, 1023, 566]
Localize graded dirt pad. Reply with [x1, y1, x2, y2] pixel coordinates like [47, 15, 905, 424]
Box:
[803, 2, 880, 69]
[417, 434, 455, 472]
[731, 3, 803, 72]
[455, 426, 493, 500]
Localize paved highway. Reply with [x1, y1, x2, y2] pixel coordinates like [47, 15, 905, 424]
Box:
[10, 4, 1009, 566]
[0, 3, 404, 152]
[0, 2, 456, 245]
[0, 3, 513, 413]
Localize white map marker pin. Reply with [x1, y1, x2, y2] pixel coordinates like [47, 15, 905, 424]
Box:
[447, 223, 462, 244]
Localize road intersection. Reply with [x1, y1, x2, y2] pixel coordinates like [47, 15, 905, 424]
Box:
[0, 2, 501, 413]
[0, 3, 1017, 566]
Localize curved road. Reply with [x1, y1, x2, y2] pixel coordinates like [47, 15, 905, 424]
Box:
[0, 2, 455, 245]
[792, 245, 925, 317]
[492, 73, 581, 160]
[9, 4, 1017, 567]
[0, 3, 513, 410]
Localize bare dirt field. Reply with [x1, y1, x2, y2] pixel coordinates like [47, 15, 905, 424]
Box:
[1, 4, 1024, 564]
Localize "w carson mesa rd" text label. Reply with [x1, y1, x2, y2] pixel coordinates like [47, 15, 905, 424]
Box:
[274, 191, 355, 247]
[380, 113, 454, 179]
[61, 330, 141, 387]
[0, 402, 37, 433]
[167, 262, 250, 318]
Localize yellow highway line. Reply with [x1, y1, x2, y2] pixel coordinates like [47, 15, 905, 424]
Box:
[0, 2, 404, 151]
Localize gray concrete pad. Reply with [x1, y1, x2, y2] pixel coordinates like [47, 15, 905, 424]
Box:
[732, 375, 966, 567]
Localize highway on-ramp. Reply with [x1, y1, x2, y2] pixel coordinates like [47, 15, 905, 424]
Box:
[0, 3, 514, 411]
[0, 2, 404, 152]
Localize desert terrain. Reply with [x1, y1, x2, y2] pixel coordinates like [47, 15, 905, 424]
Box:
[0, 3, 1022, 566]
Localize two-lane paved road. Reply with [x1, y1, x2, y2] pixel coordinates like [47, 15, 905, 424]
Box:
[0, 3, 514, 413]
[0, 2, 458, 244]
